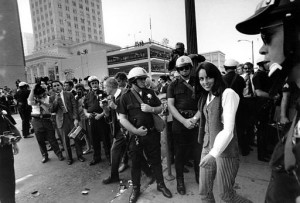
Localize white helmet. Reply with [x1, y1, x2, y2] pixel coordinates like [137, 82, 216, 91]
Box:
[18, 81, 27, 87]
[224, 59, 239, 68]
[88, 76, 99, 83]
[176, 56, 193, 68]
[127, 67, 148, 82]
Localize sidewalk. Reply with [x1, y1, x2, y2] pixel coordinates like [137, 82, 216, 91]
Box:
[112, 149, 271, 203]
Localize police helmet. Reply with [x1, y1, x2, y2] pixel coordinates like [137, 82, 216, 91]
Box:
[175, 56, 193, 68]
[127, 67, 148, 83]
[87, 76, 99, 87]
[18, 82, 27, 87]
[236, 0, 300, 35]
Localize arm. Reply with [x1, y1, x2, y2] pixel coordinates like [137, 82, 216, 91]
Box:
[119, 113, 147, 136]
[209, 89, 240, 158]
[69, 93, 78, 126]
[27, 84, 36, 106]
[255, 89, 270, 98]
[280, 91, 290, 124]
[168, 98, 194, 129]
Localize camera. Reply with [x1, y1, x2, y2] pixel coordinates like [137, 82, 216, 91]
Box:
[0, 131, 21, 146]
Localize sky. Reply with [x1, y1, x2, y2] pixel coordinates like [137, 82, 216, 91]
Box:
[17, 0, 263, 64]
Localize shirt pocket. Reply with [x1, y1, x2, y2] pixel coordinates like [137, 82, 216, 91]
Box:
[174, 88, 185, 95]
[127, 103, 140, 110]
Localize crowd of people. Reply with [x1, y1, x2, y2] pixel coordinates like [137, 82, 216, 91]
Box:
[1, 0, 300, 202]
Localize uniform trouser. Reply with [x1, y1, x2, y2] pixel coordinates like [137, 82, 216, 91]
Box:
[58, 115, 82, 161]
[173, 121, 202, 180]
[32, 118, 62, 158]
[18, 106, 31, 137]
[129, 130, 163, 187]
[110, 131, 127, 179]
[89, 118, 105, 161]
[0, 145, 15, 203]
[199, 149, 251, 203]
[265, 168, 300, 203]
[236, 101, 250, 155]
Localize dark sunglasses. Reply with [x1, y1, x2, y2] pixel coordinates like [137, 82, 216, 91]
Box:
[137, 77, 147, 81]
[177, 66, 190, 71]
[260, 23, 283, 45]
[53, 84, 60, 87]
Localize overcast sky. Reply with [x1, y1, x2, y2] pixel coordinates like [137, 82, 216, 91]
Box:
[17, 0, 262, 63]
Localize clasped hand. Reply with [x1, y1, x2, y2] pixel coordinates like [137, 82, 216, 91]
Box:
[134, 126, 148, 136]
[140, 103, 152, 112]
[183, 118, 197, 129]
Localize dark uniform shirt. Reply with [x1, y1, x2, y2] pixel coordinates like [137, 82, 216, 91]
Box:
[83, 89, 106, 113]
[118, 88, 161, 130]
[14, 89, 30, 107]
[167, 76, 201, 111]
[253, 70, 271, 93]
[223, 71, 246, 99]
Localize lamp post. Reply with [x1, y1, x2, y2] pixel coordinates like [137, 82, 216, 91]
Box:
[238, 39, 254, 65]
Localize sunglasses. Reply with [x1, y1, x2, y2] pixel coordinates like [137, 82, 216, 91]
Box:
[177, 66, 190, 71]
[260, 23, 283, 45]
[137, 77, 147, 81]
[53, 84, 60, 87]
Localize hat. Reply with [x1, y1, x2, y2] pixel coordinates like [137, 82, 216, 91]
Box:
[176, 56, 193, 68]
[224, 59, 239, 68]
[18, 82, 27, 87]
[236, 0, 300, 35]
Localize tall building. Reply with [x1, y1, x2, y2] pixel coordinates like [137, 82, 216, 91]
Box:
[22, 32, 34, 56]
[29, 0, 105, 53]
[201, 50, 226, 73]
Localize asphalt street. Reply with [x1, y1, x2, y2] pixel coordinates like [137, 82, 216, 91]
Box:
[11, 114, 271, 203]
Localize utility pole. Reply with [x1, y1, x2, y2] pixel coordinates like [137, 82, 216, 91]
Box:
[185, 0, 198, 55]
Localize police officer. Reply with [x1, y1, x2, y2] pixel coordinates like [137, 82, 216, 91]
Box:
[83, 76, 110, 166]
[167, 56, 203, 195]
[0, 107, 21, 203]
[118, 67, 172, 203]
[14, 82, 32, 138]
[236, 0, 300, 202]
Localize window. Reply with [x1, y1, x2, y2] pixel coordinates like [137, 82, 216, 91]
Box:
[88, 27, 91, 32]
[80, 18, 85, 23]
[88, 21, 91, 26]
[93, 22, 96, 27]
[60, 27, 64, 33]
[49, 11, 52, 16]
[49, 2, 51, 7]
[75, 31, 79, 36]
[46, 21, 49, 26]
[59, 19, 64, 24]
[75, 24, 78, 29]
[33, 11, 35, 16]
[58, 3, 62, 8]
[79, 4, 83, 9]
[44, 5, 47, 10]
[40, 7, 43, 12]
[94, 29, 97, 34]
[67, 22, 71, 27]
[66, 14, 71, 19]
[85, 0, 89, 4]
[76, 38, 80, 42]
[72, 1, 76, 6]
[65, 0, 69, 3]
[74, 16, 78, 21]
[51, 27, 54, 32]
[66, 6, 69, 11]
[92, 16, 96, 20]
[52, 35, 55, 40]
[92, 9, 95, 14]
[59, 11, 63, 17]
[47, 29, 50, 33]
[91, 2, 94, 7]
[41, 15, 44, 20]
[73, 9, 77, 14]
[88, 34, 92, 39]
[97, 4, 100, 9]
[61, 35, 65, 40]
[68, 29, 72, 34]
[31, 3, 34, 8]
[94, 36, 98, 40]
[81, 26, 85, 31]
[50, 19, 53, 24]
[86, 7, 89, 11]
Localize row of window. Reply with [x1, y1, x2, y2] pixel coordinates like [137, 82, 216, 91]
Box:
[32, 0, 100, 9]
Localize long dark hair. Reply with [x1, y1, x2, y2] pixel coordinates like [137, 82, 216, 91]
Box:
[196, 62, 226, 97]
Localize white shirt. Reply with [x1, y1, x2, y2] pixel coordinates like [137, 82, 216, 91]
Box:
[206, 88, 240, 158]
[60, 91, 68, 112]
[28, 96, 50, 114]
[114, 88, 122, 119]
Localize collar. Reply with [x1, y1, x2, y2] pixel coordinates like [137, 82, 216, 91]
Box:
[114, 88, 122, 99]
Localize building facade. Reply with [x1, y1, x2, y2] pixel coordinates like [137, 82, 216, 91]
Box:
[22, 32, 35, 56]
[29, 0, 105, 52]
[201, 50, 225, 73]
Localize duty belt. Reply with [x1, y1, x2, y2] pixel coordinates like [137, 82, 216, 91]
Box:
[178, 109, 197, 118]
[31, 114, 51, 119]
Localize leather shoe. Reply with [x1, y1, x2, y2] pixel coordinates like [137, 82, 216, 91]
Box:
[157, 183, 172, 198]
[24, 135, 34, 138]
[78, 156, 85, 162]
[146, 175, 155, 185]
[102, 176, 119, 184]
[183, 167, 189, 173]
[185, 161, 193, 167]
[57, 155, 65, 161]
[258, 157, 270, 162]
[89, 159, 101, 166]
[118, 163, 129, 173]
[177, 178, 186, 195]
[67, 160, 73, 165]
[129, 186, 140, 203]
[41, 156, 49, 163]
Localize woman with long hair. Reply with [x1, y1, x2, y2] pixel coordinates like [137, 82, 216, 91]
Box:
[192, 62, 251, 202]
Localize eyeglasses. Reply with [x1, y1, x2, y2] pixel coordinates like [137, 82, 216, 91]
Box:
[177, 66, 190, 71]
[53, 84, 60, 87]
[137, 77, 147, 81]
[260, 23, 283, 45]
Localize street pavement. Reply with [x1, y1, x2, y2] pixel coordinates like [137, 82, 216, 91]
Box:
[11, 114, 271, 203]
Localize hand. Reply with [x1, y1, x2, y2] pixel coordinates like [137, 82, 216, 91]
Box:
[94, 113, 103, 120]
[74, 119, 79, 127]
[109, 100, 117, 110]
[12, 143, 19, 155]
[134, 126, 148, 136]
[86, 113, 92, 119]
[140, 103, 152, 113]
[183, 118, 196, 129]
[280, 117, 290, 124]
[200, 154, 215, 168]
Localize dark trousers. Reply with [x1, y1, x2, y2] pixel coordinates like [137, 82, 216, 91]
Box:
[236, 101, 251, 155]
[265, 169, 300, 203]
[129, 130, 163, 187]
[110, 131, 127, 179]
[18, 106, 31, 137]
[89, 118, 106, 161]
[0, 145, 15, 203]
[167, 121, 175, 162]
[173, 120, 202, 180]
[32, 118, 62, 158]
[58, 115, 82, 161]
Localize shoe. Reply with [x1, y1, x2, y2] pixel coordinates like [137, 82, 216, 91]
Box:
[67, 160, 73, 165]
[183, 167, 189, 173]
[47, 146, 53, 151]
[157, 182, 172, 198]
[102, 176, 119, 184]
[129, 186, 140, 203]
[78, 156, 85, 162]
[146, 175, 155, 185]
[83, 149, 92, 155]
[118, 163, 129, 173]
[258, 157, 270, 162]
[177, 178, 186, 195]
[89, 159, 101, 166]
[24, 135, 34, 138]
[41, 156, 49, 163]
[185, 161, 193, 167]
[57, 154, 65, 161]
